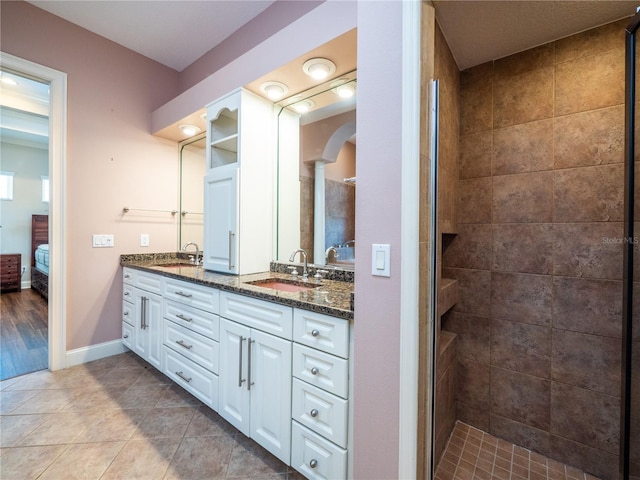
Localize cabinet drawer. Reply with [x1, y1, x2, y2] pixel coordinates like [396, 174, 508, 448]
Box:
[293, 310, 349, 359]
[136, 270, 163, 295]
[220, 291, 292, 339]
[164, 278, 219, 313]
[163, 346, 219, 411]
[122, 267, 135, 285]
[291, 421, 347, 480]
[122, 321, 134, 349]
[163, 319, 219, 374]
[123, 284, 135, 304]
[292, 378, 348, 448]
[293, 344, 348, 399]
[164, 300, 219, 341]
[122, 301, 134, 326]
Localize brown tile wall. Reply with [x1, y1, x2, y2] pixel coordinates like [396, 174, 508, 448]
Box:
[441, 18, 628, 480]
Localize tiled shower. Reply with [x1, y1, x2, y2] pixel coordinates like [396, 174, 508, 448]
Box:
[433, 17, 628, 480]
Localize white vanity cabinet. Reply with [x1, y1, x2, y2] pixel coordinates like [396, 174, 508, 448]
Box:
[218, 291, 293, 464]
[162, 277, 220, 410]
[290, 309, 351, 480]
[122, 268, 162, 370]
[203, 88, 274, 275]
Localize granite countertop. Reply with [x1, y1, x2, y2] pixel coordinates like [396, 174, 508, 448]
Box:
[121, 253, 354, 320]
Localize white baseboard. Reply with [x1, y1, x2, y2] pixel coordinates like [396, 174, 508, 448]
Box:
[21, 281, 31, 289]
[65, 339, 127, 368]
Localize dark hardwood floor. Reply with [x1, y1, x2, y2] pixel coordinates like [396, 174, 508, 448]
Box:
[0, 288, 48, 381]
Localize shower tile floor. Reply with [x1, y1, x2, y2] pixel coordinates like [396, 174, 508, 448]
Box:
[435, 422, 600, 480]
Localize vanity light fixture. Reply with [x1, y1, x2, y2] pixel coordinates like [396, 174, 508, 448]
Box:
[302, 58, 336, 81]
[260, 81, 289, 100]
[331, 79, 357, 99]
[292, 99, 315, 114]
[179, 124, 201, 137]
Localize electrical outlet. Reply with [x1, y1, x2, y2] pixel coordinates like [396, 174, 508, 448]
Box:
[140, 234, 150, 247]
[92, 234, 115, 248]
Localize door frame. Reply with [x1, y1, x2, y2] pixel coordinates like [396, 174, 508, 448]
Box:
[1, 52, 67, 371]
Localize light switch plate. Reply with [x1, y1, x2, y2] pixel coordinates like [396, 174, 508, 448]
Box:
[371, 244, 390, 277]
[92, 234, 114, 248]
[140, 233, 150, 247]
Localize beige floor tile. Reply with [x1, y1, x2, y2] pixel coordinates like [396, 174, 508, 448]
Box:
[74, 408, 148, 443]
[101, 437, 181, 480]
[9, 389, 74, 414]
[3, 370, 59, 391]
[0, 389, 38, 414]
[17, 410, 102, 446]
[132, 407, 196, 439]
[225, 435, 289, 478]
[38, 441, 125, 480]
[184, 406, 238, 437]
[117, 383, 169, 409]
[0, 445, 67, 479]
[164, 434, 236, 479]
[0, 413, 48, 447]
[155, 384, 203, 408]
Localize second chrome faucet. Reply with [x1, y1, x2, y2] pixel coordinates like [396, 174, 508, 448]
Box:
[289, 248, 308, 280]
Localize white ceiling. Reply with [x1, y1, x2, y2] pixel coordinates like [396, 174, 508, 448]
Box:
[434, 0, 639, 70]
[25, 1, 640, 74]
[27, 0, 276, 72]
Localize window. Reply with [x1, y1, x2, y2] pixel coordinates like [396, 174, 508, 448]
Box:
[41, 176, 49, 203]
[0, 171, 14, 200]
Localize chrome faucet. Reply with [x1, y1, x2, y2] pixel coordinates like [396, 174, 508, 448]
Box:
[325, 246, 338, 263]
[182, 242, 200, 265]
[289, 248, 309, 280]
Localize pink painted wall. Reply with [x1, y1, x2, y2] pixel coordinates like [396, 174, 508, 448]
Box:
[354, 2, 404, 478]
[178, 0, 323, 92]
[1, 1, 181, 350]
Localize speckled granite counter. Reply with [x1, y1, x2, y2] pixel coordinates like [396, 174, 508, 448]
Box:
[121, 253, 354, 320]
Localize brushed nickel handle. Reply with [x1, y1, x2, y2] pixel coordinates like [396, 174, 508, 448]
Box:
[228, 231, 235, 270]
[123, 334, 129, 339]
[124, 311, 129, 316]
[310, 367, 319, 375]
[175, 371, 192, 383]
[176, 340, 193, 350]
[176, 313, 193, 322]
[309, 459, 318, 469]
[238, 336, 246, 387]
[310, 409, 319, 418]
[143, 297, 148, 329]
[175, 291, 193, 298]
[124, 292, 130, 296]
[311, 329, 320, 337]
[247, 338, 255, 391]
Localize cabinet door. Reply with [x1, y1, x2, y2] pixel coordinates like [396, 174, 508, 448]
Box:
[219, 318, 251, 435]
[249, 329, 292, 464]
[203, 170, 239, 274]
[132, 288, 162, 370]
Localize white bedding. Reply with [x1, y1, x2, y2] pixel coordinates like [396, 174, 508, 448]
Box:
[35, 244, 49, 275]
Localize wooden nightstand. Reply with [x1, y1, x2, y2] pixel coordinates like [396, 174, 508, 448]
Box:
[0, 253, 21, 293]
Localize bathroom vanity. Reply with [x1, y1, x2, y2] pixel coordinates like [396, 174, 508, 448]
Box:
[121, 254, 354, 480]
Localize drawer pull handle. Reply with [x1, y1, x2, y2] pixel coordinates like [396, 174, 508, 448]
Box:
[175, 371, 192, 383]
[311, 329, 320, 337]
[124, 312, 129, 316]
[310, 367, 319, 375]
[123, 334, 129, 339]
[310, 409, 319, 418]
[124, 292, 130, 296]
[176, 313, 193, 322]
[309, 459, 318, 469]
[124, 274, 130, 279]
[175, 291, 193, 298]
[176, 340, 193, 350]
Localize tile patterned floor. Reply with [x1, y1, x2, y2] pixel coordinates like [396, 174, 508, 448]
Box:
[435, 422, 601, 480]
[0, 352, 305, 480]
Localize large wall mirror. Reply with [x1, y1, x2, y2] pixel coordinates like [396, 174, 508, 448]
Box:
[178, 135, 205, 248]
[275, 74, 357, 269]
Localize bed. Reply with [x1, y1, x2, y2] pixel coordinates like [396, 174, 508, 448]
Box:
[31, 214, 48, 300]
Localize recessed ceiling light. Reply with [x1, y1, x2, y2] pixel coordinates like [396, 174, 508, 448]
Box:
[260, 81, 289, 100]
[179, 124, 201, 137]
[331, 79, 357, 98]
[302, 58, 336, 81]
[292, 99, 315, 114]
